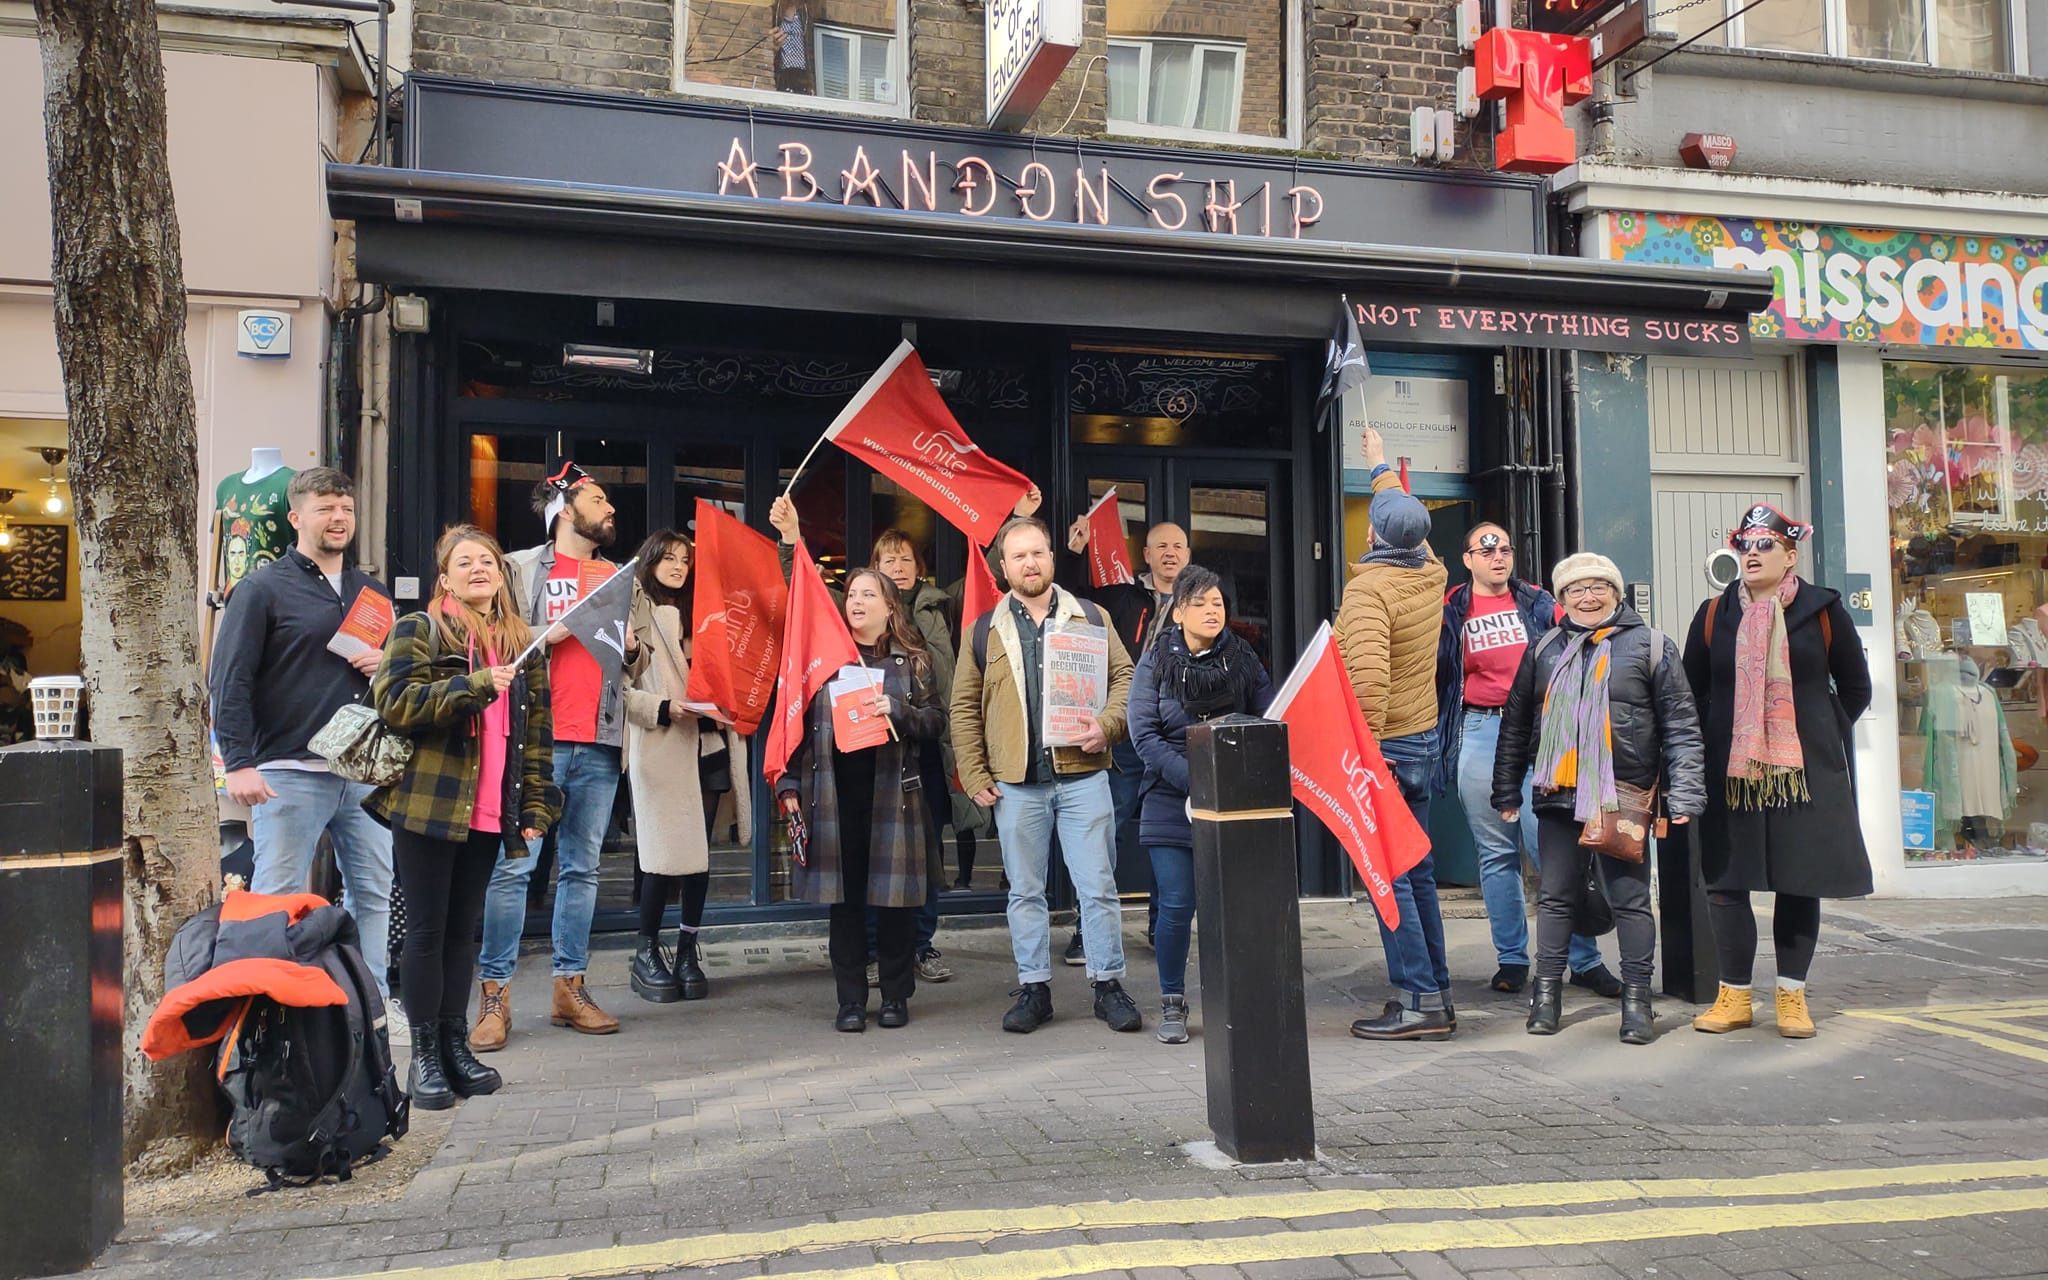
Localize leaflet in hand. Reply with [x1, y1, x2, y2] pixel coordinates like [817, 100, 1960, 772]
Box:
[1042, 619, 1110, 747]
[327, 587, 396, 662]
[828, 665, 890, 753]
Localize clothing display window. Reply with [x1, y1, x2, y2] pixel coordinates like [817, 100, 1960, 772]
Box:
[1887, 359, 2048, 864]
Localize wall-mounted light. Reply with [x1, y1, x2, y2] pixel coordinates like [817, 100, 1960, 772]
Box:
[0, 488, 16, 550]
[390, 294, 431, 333]
[562, 344, 654, 376]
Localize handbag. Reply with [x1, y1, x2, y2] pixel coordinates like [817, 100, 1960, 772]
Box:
[309, 699, 414, 787]
[1571, 864, 1615, 937]
[1577, 780, 1664, 864]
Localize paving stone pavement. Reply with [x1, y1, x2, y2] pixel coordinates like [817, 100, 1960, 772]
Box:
[76, 893, 2048, 1280]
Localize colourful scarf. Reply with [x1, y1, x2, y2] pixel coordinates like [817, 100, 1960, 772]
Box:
[1728, 574, 1807, 808]
[1532, 623, 1620, 820]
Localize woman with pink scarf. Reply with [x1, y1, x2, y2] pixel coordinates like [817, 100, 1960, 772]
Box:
[1681, 505, 1872, 1041]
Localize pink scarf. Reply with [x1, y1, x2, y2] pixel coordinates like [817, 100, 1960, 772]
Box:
[1727, 574, 1806, 809]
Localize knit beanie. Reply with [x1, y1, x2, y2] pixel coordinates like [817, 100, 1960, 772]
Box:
[1551, 552, 1624, 597]
[1368, 489, 1432, 551]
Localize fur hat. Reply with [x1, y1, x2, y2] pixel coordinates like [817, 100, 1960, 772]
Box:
[1551, 551, 1624, 598]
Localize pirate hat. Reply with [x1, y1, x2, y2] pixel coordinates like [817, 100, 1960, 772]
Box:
[543, 461, 594, 530]
[1730, 503, 1810, 548]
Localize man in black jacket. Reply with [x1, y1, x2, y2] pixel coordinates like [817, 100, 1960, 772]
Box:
[209, 467, 394, 997]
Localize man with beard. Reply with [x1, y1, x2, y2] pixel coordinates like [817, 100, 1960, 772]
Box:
[473, 462, 637, 1047]
[210, 467, 395, 998]
[952, 517, 1140, 1034]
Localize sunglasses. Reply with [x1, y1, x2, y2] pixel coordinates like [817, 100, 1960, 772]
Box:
[1468, 545, 1513, 559]
[1732, 536, 1786, 554]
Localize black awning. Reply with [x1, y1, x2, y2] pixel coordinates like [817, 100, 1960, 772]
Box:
[330, 163, 1774, 345]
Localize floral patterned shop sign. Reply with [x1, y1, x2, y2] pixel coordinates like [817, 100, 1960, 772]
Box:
[1606, 213, 2048, 351]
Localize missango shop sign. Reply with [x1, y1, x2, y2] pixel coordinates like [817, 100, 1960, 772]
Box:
[1608, 213, 2048, 351]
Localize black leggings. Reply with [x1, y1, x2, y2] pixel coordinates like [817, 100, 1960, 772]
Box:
[639, 871, 710, 938]
[1708, 891, 1821, 985]
[636, 792, 724, 939]
[1535, 815, 1655, 987]
[390, 826, 500, 1026]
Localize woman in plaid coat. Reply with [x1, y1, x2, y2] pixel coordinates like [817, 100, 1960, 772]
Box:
[776, 569, 945, 1032]
[369, 525, 558, 1110]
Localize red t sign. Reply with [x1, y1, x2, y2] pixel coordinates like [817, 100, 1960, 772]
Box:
[1474, 28, 1592, 174]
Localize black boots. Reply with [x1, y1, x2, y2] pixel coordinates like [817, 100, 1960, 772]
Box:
[630, 936, 681, 1003]
[409, 1021, 455, 1110]
[438, 1016, 502, 1097]
[675, 932, 709, 1001]
[1526, 977, 1563, 1035]
[1620, 982, 1656, 1045]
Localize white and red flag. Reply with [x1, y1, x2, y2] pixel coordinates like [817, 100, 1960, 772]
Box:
[821, 341, 1032, 545]
[1264, 622, 1431, 929]
[762, 540, 861, 787]
[1085, 489, 1137, 588]
[683, 500, 789, 735]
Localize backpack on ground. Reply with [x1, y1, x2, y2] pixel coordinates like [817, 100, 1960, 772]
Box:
[142, 890, 408, 1188]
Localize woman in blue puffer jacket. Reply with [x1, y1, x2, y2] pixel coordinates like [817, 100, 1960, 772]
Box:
[1128, 564, 1275, 1046]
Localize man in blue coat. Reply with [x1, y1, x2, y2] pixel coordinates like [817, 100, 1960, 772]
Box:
[1434, 523, 1619, 997]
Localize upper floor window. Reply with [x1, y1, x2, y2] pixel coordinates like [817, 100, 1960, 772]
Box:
[1105, 0, 1297, 143]
[676, 0, 907, 114]
[1658, 0, 2019, 73]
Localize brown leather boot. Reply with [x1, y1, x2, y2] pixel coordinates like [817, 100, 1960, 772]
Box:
[470, 980, 510, 1053]
[550, 974, 620, 1035]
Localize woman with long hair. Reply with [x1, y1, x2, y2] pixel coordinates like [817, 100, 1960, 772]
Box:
[1681, 506, 1872, 1038]
[1127, 565, 1274, 1044]
[775, 568, 946, 1031]
[369, 525, 557, 1109]
[1493, 552, 1705, 1045]
[624, 529, 752, 1003]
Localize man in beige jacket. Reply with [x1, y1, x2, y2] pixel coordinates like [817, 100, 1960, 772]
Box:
[1335, 428, 1454, 1042]
[952, 517, 1140, 1035]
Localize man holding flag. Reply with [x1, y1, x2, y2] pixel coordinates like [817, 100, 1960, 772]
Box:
[473, 463, 637, 1049]
[1335, 428, 1456, 1042]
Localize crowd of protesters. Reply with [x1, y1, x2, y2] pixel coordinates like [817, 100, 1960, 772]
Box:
[206, 433, 1873, 1107]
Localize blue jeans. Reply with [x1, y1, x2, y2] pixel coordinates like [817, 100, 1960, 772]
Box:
[994, 771, 1123, 983]
[1148, 844, 1196, 997]
[478, 742, 620, 981]
[1458, 710, 1603, 974]
[1377, 728, 1450, 1000]
[249, 768, 393, 998]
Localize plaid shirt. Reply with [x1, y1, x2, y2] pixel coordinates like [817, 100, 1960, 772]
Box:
[365, 612, 559, 846]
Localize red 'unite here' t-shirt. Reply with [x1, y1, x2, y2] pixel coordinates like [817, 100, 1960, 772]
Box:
[542, 555, 602, 743]
[1461, 589, 1529, 708]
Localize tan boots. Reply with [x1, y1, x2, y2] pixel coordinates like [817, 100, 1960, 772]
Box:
[470, 980, 510, 1052]
[1692, 982, 1817, 1038]
[551, 974, 620, 1035]
[1692, 983, 1754, 1033]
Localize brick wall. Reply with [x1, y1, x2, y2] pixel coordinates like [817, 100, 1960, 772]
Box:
[410, 0, 1486, 167]
[412, 0, 675, 92]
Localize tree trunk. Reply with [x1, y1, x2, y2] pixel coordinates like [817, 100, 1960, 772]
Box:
[34, 0, 222, 1166]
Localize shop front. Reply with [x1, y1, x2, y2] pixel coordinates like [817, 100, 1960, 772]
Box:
[333, 75, 1768, 925]
[1568, 169, 2048, 896]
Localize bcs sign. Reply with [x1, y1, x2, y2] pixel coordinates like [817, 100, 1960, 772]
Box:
[987, 0, 1081, 129]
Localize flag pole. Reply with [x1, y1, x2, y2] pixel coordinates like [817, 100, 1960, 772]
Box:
[780, 429, 832, 500]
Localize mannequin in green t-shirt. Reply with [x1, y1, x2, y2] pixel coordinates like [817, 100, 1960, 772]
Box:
[215, 449, 296, 593]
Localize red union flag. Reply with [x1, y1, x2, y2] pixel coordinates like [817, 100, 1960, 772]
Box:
[1085, 489, 1137, 588]
[763, 540, 861, 787]
[683, 500, 788, 735]
[962, 541, 1002, 627]
[1264, 622, 1430, 929]
[822, 341, 1032, 545]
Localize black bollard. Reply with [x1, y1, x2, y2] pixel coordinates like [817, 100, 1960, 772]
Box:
[1188, 714, 1315, 1165]
[1657, 823, 1720, 1004]
[0, 740, 124, 1280]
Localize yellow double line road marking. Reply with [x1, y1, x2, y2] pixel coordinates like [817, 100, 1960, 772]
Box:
[363, 1159, 2048, 1280]
[1847, 998, 2048, 1066]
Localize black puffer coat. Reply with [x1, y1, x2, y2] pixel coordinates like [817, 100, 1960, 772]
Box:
[1681, 578, 1873, 898]
[1492, 604, 1708, 821]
